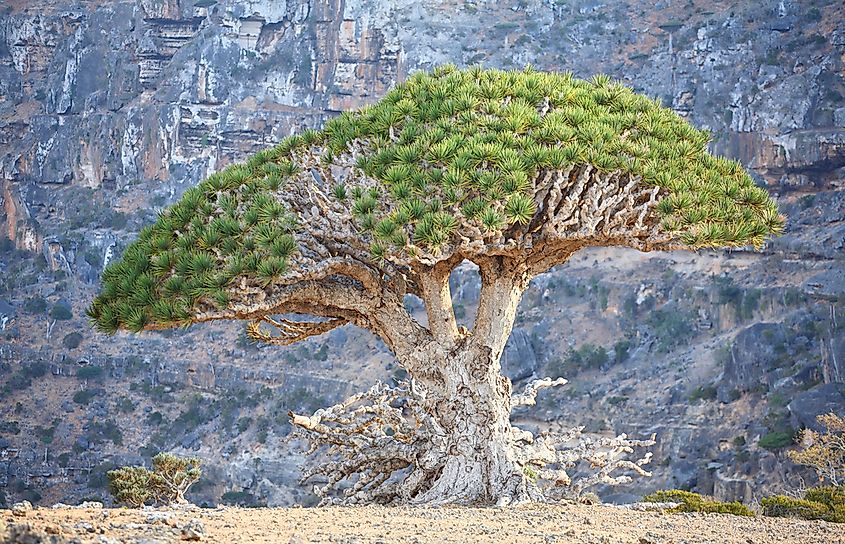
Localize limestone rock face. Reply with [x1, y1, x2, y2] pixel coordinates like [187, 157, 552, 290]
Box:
[788, 384, 845, 431]
[716, 323, 788, 403]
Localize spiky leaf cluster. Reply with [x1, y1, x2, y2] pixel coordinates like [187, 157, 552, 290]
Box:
[89, 148, 301, 333]
[322, 65, 782, 253]
[90, 65, 783, 333]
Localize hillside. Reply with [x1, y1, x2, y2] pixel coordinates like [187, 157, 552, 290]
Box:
[0, 0, 843, 508]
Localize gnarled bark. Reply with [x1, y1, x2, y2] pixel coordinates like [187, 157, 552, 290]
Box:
[290, 258, 655, 505]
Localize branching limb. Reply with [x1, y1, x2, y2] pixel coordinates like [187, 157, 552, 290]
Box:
[292, 377, 656, 504]
[289, 382, 447, 505]
[519, 426, 656, 499]
[247, 316, 347, 346]
[511, 377, 568, 408]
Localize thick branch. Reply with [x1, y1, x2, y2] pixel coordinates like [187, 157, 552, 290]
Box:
[471, 256, 529, 361]
[246, 316, 347, 346]
[417, 263, 460, 345]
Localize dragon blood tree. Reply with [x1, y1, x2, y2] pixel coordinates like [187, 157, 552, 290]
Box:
[90, 66, 783, 506]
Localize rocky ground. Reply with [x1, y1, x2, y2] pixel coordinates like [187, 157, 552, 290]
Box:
[3, 503, 842, 544]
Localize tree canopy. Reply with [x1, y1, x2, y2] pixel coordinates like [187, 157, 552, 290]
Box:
[89, 65, 783, 334]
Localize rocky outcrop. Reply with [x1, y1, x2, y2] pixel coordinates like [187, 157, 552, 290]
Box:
[717, 323, 788, 402]
[788, 384, 845, 431]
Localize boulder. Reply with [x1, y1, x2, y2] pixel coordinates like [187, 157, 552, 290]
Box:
[788, 383, 845, 431]
[501, 328, 539, 382]
[717, 323, 787, 402]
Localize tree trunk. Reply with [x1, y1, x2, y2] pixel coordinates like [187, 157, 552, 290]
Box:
[413, 259, 534, 504]
[414, 343, 534, 505]
[292, 257, 654, 505]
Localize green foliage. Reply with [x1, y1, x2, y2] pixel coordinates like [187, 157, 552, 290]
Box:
[49, 302, 73, 321]
[647, 307, 694, 353]
[107, 466, 152, 507]
[73, 389, 98, 405]
[220, 490, 264, 507]
[688, 384, 717, 402]
[62, 332, 83, 349]
[24, 295, 48, 314]
[76, 365, 104, 380]
[761, 487, 844, 523]
[549, 343, 609, 376]
[759, 429, 796, 450]
[1, 362, 47, 397]
[643, 490, 754, 517]
[612, 339, 631, 363]
[107, 452, 202, 507]
[90, 66, 782, 335]
[0, 420, 21, 435]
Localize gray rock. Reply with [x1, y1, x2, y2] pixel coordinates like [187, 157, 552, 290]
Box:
[788, 383, 845, 431]
[501, 328, 539, 382]
[12, 500, 33, 516]
[717, 323, 787, 402]
[180, 519, 204, 541]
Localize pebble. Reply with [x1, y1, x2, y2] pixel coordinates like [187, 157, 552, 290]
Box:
[11, 501, 33, 517]
[181, 519, 205, 541]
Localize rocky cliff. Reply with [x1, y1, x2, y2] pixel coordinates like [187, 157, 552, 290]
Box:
[0, 0, 843, 507]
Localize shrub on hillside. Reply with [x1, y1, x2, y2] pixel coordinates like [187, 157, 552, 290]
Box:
[107, 452, 201, 507]
[62, 332, 83, 349]
[107, 466, 154, 507]
[73, 389, 97, 405]
[761, 486, 844, 523]
[643, 489, 754, 516]
[23, 296, 47, 314]
[759, 430, 796, 450]
[76, 365, 104, 380]
[49, 302, 73, 320]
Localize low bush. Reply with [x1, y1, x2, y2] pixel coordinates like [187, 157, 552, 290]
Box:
[76, 366, 104, 380]
[73, 389, 97, 405]
[23, 296, 47, 314]
[49, 302, 73, 321]
[107, 452, 201, 507]
[761, 487, 844, 523]
[787, 413, 844, 484]
[688, 385, 717, 402]
[62, 332, 83, 349]
[759, 430, 795, 450]
[643, 489, 754, 516]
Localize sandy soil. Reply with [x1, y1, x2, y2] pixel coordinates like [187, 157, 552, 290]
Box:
[3, 503, 843, 544]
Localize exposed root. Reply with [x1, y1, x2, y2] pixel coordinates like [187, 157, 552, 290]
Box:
[290, 378, 656, 505]
[289, 381, 447, 505]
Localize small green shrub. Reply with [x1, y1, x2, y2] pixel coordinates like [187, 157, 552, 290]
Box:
[62, 332, 84, 349]
[23, 296, 47, 314]
[759, 430, 795, 450]
[761, 488, 845, 523]
[49, 302, 73, 321]
[688, 384, 717, 402]
[804, 486, 845, 508]
[107, 466, 153, 507]
[220, 490, 262, 507]
[108, 452, 202, 507]
[643, 489, 754, 516]
[76, 366, 104, 380]
[613, 339, 631, 363]
[73, 389, 97, 405]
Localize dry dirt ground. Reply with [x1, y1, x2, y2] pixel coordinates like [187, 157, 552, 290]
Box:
[2, 503, 842, 544]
